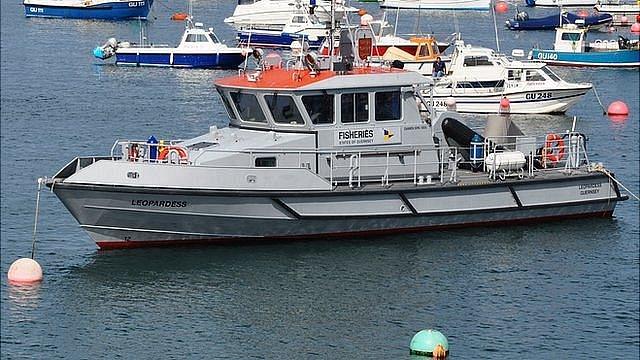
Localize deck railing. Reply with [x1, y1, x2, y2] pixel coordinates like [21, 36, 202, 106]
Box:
[106, 132, 587, 188]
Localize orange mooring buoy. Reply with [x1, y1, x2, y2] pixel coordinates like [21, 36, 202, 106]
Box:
[171, 12, 188, 21]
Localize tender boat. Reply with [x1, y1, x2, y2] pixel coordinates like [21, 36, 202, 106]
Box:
[93, 19, 248, 69]
[506, 10, 613, 30]
[24, 0, 153, 19]
[525, 0, 598, 7]
[420, 40, 592, 114]
[224, 0, 357, 30]
[380, 0, 490, 10]
[529, 24, 640, 67]
[44, 33, 627, 249]
[237, 10, 329, 49]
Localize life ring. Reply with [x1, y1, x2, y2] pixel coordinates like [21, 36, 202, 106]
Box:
[158, 146, 188, 164]
[543, 133, 565, 167]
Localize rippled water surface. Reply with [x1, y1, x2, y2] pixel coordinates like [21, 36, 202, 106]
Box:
[1, 1, 638, 358]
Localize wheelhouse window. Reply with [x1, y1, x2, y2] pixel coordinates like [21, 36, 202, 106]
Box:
[264, 94, 304, 125]
[561, 32, 581, 41]
[375, 91, 401, 121]
[217, 89, 236, 120]
[463, 56, 493, 67]
[525, 70, 546, 82]
[185, 34, 209, 42]
[230, 92, 267, 123]
[302, 94, 334, 124]
[541, 67, 561, 81]
[507, 69, 522, 81]
[291, 16, 307, 24]
[341, 93, 369, 123]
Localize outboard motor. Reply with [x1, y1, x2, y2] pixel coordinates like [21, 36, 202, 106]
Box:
[93, 38, 118, 60]
[516, 11, 529, 21]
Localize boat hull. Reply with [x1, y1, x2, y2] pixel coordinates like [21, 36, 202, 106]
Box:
[423, 86, 591, 114]
[380, 0, 490, 10]
[115, 50, 247, 69]
[530, 49, 640, 67]
[51, 173, 624, 249]
[237, 31, 326, 49]
[24, 0, 152, 19]
[527, 0, 597, 7]
[506, 12, 613, 31]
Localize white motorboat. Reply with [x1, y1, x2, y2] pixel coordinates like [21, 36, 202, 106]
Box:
[525, 0, 598, 7]
[380, 0, 490, 10]
[224, 0, 357, 29]
[421, 40, 592, 114]
[595, 0, 640, 14]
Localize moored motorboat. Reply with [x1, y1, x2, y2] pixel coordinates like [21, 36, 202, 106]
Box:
[368, 35, 452, 75]
[24, 0, 153, 19]
[237, 10, 329, 49]
[380, 0, 490, 10]
[45, 32, 627, 249]
[506, 9, 613, 30]
[93, 19, 248, 69]
[420, 40, 592, 114]
[525, 0, 597, 7]
[529, 24, 640, 67]
[594, 0, 640, 14]
[224, 0, 357, 30]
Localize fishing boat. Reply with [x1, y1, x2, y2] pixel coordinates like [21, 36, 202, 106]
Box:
[236, 10, 329, 49]
[368, 35, 452, 75]
[529, 24, 640, 67]
[93, 19, 248, 69]
[594, 0, 640, 14]
[224, 0, 357, 30]
[506, 9, 613, 30]
[44, 31, 627, 249]
[420, 40, 592, 113]
[525, 0, 597, 7]
[24, 0, 153, 19]
[380, 0, 490, 10]
[320, 15, 452, 57]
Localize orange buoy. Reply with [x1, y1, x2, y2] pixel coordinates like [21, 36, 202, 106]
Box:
[577, 10, 589, 18]
[607, 101, 629, 116]
[631, 22, 640, 33]
[499, 96, 510, 113]
[171, 12, 188, 21]
[494, 1, 508, 14]
[7, 258, 43, 285]
[636, 15, 640, 22]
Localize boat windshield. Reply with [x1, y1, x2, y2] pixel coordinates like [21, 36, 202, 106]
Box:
[525, 70, 546, 82]
[541, 67, 561, 82]
[230, 92, 267, 123]
[302, 94, 335, 125]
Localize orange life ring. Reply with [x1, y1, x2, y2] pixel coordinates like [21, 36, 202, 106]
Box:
[543, 133, 565, 167]
[158, 146, 188, 163]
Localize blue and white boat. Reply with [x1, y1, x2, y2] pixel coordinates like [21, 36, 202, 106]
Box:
[529, 24, 640, 67]
[24, 0, 153, 19]
[506, 10, 613, 30]
[237, 11, 329, 49]
[93, 19, 249, 69]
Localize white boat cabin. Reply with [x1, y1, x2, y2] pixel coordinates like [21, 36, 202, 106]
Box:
[553, 24, 587, 52]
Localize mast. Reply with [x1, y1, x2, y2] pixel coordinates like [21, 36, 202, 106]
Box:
[329, 0, 335, 71]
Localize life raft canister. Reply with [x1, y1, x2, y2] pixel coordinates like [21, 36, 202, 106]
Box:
[543, 133, 565, 167]
[158, 146, 188, 164]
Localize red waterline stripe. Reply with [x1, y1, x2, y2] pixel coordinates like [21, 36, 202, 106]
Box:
[95, 210, 614, 250]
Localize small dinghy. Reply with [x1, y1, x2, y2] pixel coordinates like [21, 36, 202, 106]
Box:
[506, 10, 613, 30]
[24, 0, 153, 19]
[93, 18, 248, 69]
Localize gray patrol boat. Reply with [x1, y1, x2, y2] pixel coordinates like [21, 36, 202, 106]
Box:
[45, 47, 628, 249]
